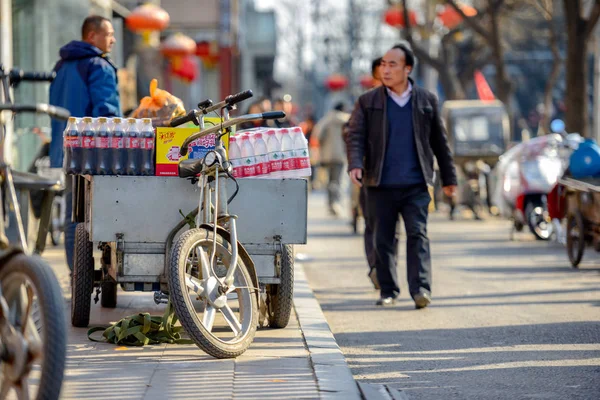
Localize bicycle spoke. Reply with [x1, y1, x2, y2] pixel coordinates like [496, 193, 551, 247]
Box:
[15, 376, 29, 400]
[202, 305, 216, 332]
[220, 304, 242, 336]
[20, 284, 33, 335]
[0, 373, 12, 400]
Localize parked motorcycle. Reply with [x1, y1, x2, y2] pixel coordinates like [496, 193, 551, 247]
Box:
[492, 129, 578, 240]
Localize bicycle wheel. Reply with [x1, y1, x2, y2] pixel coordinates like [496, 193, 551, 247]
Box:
[169, 228, 258, 358]
[0, 253, 66, 400]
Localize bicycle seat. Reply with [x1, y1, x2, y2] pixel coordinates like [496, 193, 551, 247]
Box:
[11, 170, 63, 192]
[178, 159, 203, 178]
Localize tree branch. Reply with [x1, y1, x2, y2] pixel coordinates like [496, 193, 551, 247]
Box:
[444, 0, 500, 45]
[401, 0, 444, 70]
[585, 0, 600, 38]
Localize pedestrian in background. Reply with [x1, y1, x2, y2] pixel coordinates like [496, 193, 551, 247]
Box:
[314, 102, 350, 216]
[49, 15, 122, 272]
[345, 44, 457, 309]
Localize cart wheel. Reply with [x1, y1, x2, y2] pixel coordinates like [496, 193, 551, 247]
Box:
[71, 223, 94, 327]
[351, 207, 359, 234]
[169, 228, 259, 358]
[49, 198, 63, 246]
[566, 212, 585, 268]
[268, 245, 294, 329]
[100, 280, 118, 308]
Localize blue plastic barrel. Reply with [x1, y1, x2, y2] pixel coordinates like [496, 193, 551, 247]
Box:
[569, 138, 600, 178]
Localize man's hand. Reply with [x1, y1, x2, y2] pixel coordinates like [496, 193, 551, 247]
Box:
[443, 185, 457, 198]
[349, 168, 363, 187]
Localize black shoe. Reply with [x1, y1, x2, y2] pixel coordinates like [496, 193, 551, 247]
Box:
[368, 268, 380, 290]
[414, 292, 432, 310]
[375, 297, 396, 307]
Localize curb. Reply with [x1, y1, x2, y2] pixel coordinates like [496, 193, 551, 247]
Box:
[293, 262, 362, 399]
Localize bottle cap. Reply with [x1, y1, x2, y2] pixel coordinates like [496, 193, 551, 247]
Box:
[113, 117, 122, 123]
[83, 117, 93, 123]
[230, 136, 237, 142]
[98, 117, 107, 123]
[127, 118, 137, 124]
[142, 118, 151, 124]
[68, 117, 77, 123]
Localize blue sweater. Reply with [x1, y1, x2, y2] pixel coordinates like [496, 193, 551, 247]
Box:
[380, 97, 425, 186]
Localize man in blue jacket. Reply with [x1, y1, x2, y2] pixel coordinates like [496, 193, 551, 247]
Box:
[49, 15, 122, 271]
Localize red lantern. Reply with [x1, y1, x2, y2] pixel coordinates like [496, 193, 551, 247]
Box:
[126, 4, 170, 32]
[384, 6, 418, 29]
[359, 74, 374, 89]
[195, 41, 211, 58]
[437, 3, 477, 29]
[160, 33, 196, 58]
[325, 74, 348, 91]
[169, 55, 198, 83]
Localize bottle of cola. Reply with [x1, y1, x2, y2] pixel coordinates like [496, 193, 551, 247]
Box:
[125, 118, 141, 175]
[139, 118, 155, 176]
[80, 117, 96, 175]
[95, 117, 110, 175]
[63, 117, 80, 174]
[110, 117, 125, 175]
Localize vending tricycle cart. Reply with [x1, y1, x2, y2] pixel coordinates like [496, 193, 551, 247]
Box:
[69, 97, 307, 358]
[559, 176, 600, 267]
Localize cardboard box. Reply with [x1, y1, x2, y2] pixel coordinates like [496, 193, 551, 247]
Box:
[155, 117, 229, 176]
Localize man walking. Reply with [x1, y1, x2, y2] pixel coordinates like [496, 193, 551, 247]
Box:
[49, 15, 122, 271]
[314, 103, 350, 216]
[345, 44, 457, 309]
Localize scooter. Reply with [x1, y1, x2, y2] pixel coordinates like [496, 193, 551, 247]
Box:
[492, 130, 574, 240]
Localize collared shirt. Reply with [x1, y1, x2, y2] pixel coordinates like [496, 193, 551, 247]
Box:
[386, 82, 412, 107]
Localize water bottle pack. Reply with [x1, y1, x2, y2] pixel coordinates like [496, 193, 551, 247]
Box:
[228, 127, 311, 179]
[63, 116, 155, 176]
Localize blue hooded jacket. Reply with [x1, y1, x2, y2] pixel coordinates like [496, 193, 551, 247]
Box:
[49, 41, 122, 167]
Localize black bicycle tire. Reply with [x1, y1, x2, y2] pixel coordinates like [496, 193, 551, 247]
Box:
[268, 245, 294, 329]
[0, 253, 66, 400]
[168, 228, 258, 358]
[567, 212, 585, 267]
[71, 223, 94, 327]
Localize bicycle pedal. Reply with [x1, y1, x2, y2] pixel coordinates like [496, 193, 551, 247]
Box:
[153, 291, 169, 305]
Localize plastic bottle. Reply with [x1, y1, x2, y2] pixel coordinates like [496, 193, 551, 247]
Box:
[266, 129, 283, 178]
[228, 136, 244, 178]
[110, 117, 125, 175]
[253, 132, 270, 177]
[80, 117, 96, 175]
[140, 118, 155, 176]
[279, 128, 295, 178]
[95, 117, 110, 175]
[63, 117, 80, 174]
[125, 118, 141, 175]
[240, 135, 257, 178]
[291, 126, 312, 177]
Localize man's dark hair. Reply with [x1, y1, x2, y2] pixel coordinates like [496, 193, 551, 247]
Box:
[371, 57, 382, 77]
[391, 43, 415, 68]
[82, 15, 110, 39]
[334, 102, 345, 112]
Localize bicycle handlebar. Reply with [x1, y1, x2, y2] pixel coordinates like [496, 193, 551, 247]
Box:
[8, 69, 55, 86]
[225, 90, 253, 107]
[0, 104, 70, 121]
[179, 111, 287, 156]
[169, 111, 199, 127]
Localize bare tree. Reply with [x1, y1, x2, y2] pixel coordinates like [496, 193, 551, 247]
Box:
[563, 0, 600, 137]
[529, 0, 563, 134]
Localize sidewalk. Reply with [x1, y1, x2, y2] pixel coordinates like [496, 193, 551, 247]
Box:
[43, 247, 331, 399]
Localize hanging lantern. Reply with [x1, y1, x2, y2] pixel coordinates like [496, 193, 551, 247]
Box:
[169, 55, 198, 84]
[383, 6, 418, 29]
[202, 53, 220, 69]
[195, 41, 211, 58]
[359, 74, 374, 89]
[125, 3, 170, 45]
[325, 74, 348, 91]
[160, 33, 196, 58]
[437, 3, 477, 30]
